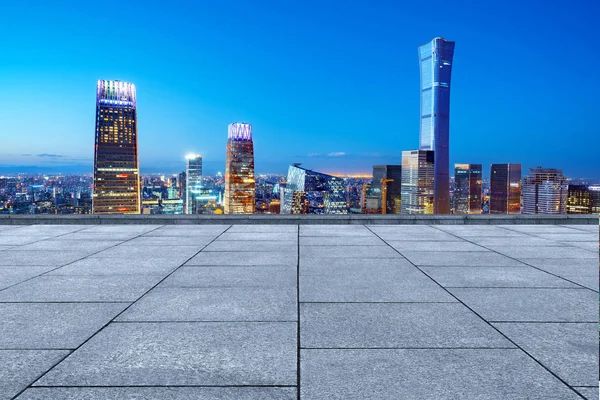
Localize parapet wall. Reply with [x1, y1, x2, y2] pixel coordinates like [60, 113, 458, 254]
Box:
[0, 214, 597, 225]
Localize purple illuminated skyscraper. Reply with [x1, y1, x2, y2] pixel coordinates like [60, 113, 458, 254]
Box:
[224, 123, 255, 214]
[419, 37, 455, 214]
[92, 80, 140, 214]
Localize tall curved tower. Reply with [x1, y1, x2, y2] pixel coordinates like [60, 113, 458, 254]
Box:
[92, 80, 140, 214]
[224, 123, 255, 214]
[419, 37, 455, 214]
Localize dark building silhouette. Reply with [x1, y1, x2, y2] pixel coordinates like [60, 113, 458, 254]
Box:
[490, 164, 521, 214]
[453, 164, 482, 214]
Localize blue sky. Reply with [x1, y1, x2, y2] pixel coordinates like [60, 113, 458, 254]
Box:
[0, 0, 598, 178]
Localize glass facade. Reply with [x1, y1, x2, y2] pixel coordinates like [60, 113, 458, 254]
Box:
[185, 154, 203, 214]
[419, 37, 455, 214]
[522, 167, 567, 214]
[224, 123, 255, 214]
[92, 80, 141, 214]
[371, 165, 402, 214]
[401, 150, 434, 214]
[281, 164, 347, 214]
[453, 164, 482, 214]
[566, 185, 593, 214]
[490, 164, 521, 214]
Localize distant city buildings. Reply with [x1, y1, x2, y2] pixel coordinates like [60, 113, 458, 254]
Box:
[281, 164, 347, 214]
[489, 164, 521, 214]
[92, 80, 141, 214]
[142, 198, 184, 215]
[565, 184, 599, 214]
[522, 167, 568, 214]
[185, 154, 203, 214]
[453, 164, 482, 214]
[401, 150, 434, 214]
[363, 165, 402, 214]
[418, 37, 455, 214]
[224, 123, 255, 214]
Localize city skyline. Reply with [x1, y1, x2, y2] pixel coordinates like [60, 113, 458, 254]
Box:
[0, 1, 598, 179]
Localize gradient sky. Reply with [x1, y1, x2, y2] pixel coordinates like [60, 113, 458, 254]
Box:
[0, 0, 598, 178]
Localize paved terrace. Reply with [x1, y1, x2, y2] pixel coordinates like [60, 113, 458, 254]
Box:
[0, 220, 598, 399]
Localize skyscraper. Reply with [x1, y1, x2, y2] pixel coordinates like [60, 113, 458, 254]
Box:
[92, 80, 140, 214]
[566, 185, 594, 214]
[224, 123, 255, 214]
[489, 164, 522, 214]
[453, 164, 482, 214]
[281, 164, 347, 214]
[185, 154, 203, 214]
[419, 37, 455, 215]
[401, 150, 434, 214]
[522, 167, 568, 214]
[372, 165, 402, 214]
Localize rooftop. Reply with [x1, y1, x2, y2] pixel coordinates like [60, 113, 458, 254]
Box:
[0, 220, 598, 399]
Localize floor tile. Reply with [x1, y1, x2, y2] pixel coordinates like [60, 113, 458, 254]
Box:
[300, 245, 401, 258]
[301, 303, 512, 348]
[160, 266, 296, 288]
[0, 350, 69, 400]
[486, 245, 596, 259]
[449, 288, 597, 322]
[16, 387, 297, 400]
[421, 266, 578, 288]
[203, 240, 297, 252]
[0, 251, 87, 266]
[0, 303, 127, 349]
[300, 264, 454, 302]
[492, 322, 598, 386]
[0, 266, 56, 290]
[47, 258, 181, 276]
[36, 322, 296, 386]
[401, 251, 523, 266]
[186, 251, 296, 266]
[301, 349, 579, 399]
[118, 286, 296, 322]
[387, 241, 487, 252]
[0, 275, 161, 302]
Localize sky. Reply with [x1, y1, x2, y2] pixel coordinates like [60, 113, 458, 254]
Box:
[0, 0, 598, 179]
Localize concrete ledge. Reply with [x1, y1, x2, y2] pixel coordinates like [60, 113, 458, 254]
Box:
[0, 214, 597, 225]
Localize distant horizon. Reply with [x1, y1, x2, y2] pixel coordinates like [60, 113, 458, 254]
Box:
[1, 163, 599, 184]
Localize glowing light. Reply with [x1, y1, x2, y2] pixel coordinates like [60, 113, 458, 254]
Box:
[97, 80, 136, 109]
[228, 123, 252, 141]
[185, 154, 202, 159]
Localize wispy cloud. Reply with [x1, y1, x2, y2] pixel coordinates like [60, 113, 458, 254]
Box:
[37, 153, 66, 158]
[327, 152, 347, 157]
[20, 154, 32, 157]
[308, 152, 323, 157]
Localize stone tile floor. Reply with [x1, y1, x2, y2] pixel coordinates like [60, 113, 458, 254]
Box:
[0, 223, 597, 399]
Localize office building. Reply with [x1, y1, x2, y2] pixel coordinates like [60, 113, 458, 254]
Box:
[522, 167, 568, 214]
[373, 165, 402, 214]
[490, 164, 521, 214]
[363, 165, 402, 214]
[453, 164, 482, 214]
[92, 80, 141, 214]
[566, 185, 594, 214]
[224, 123, 255, 214]
[401, 150, 434, 214]
[185, 154, 203, 214]
[419, 37, 455, 214]
[281, 164, 347, 214]
[591, 186, 600, 214]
